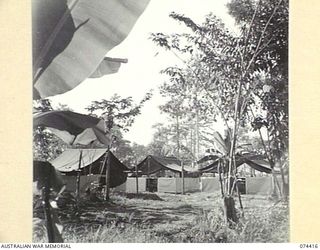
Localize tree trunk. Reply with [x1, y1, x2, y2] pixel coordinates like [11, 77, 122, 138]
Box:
[223, 196, 238, 224]
[176, 115, 180, 157]
[42, 185, 64, 242]
[195, 109, 200, 161]
[271, 169, 282, 199]
[42, 186, 55, 242]
[218, 161, 224, 197]
[190, 129, 192, 162]
[282, 168, 289, 201]
[279, 164, 288, 201]
[235, 180, 244, 217]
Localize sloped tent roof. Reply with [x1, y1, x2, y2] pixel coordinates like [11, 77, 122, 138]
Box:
[198, 153, 272, 174]
[137, 155, 196, 175]
[50, 148, 128, 188]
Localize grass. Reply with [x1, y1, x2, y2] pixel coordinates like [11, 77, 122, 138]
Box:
[33, 191, 289, 243]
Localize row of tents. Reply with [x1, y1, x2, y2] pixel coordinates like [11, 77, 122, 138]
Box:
[46, 148, 277, 195]
[113, 176, 284, 195]
[33, 111, 276, 196]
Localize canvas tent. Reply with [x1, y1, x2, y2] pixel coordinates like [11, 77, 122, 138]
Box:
[198, 154, 273, 194]
[137, 155, 196, 176]
[50, 148, 128, 192]
[198, 153, 272, 174]
[136, 155, 199, 193]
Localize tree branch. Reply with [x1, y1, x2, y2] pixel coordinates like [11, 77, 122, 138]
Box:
[244, 0, 284, 75]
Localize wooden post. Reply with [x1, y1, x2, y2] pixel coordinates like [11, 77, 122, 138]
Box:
[104, 149, 111, 200]
[147, 156, 150, 177]
[75, 150, 83, 202]
[135, 163, 139, 194]
[181, 161, 185, 195]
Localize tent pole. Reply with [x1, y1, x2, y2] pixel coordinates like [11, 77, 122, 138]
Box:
[99, 151, 108, 180]
[105, 149, 111, 200]
[75, 150, 83, 204]
[147, 156, 150, 192]
[135, 162, 139, 194]
[147, 156, 150, 177]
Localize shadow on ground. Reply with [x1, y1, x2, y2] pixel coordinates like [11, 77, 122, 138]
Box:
[40, 191, 198, 229]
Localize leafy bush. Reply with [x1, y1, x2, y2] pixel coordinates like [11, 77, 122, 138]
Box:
[186, 204, 289, 243]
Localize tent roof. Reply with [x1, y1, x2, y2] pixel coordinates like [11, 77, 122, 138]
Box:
[198, 154, 272, 174]
[137, 155, 195, 175]
[50, 148, 128, 188]
[50, 148, 108, 172]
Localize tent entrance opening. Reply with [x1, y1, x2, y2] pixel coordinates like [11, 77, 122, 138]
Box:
[146, 178, 158, 192]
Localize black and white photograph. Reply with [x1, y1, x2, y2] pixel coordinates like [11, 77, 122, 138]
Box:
[32, 0, 289, 243]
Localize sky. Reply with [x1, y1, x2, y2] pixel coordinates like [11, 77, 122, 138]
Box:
[50, 0, 238, 146]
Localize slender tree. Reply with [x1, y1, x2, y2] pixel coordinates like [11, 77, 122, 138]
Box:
[150, 0, 288, 223]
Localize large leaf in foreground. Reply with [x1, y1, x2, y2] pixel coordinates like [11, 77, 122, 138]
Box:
[33, 0, 150, 99]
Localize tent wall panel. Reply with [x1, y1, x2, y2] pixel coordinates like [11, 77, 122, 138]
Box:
[61, 174, 100, 193]
[80, 175, 100, 192]
[113, 182, 126, 192]
[157, 178, 177, 193]
[177, 178, 200, 193]
[61, 175, 77, 192]
[200, 177, 220, 192]
[187, 178, 200, 192]
[175, 179, 183, 193]
[125, 178, 147, 193]
[246, 177, 272, 195]
[158, 178, 200, 193]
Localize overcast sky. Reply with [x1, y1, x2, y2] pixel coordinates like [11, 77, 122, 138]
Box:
[50, 0, 238, 146]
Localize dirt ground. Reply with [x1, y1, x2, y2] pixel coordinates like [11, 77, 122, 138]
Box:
[58, 191, 281, 230]
[33, 191, 289, 242]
